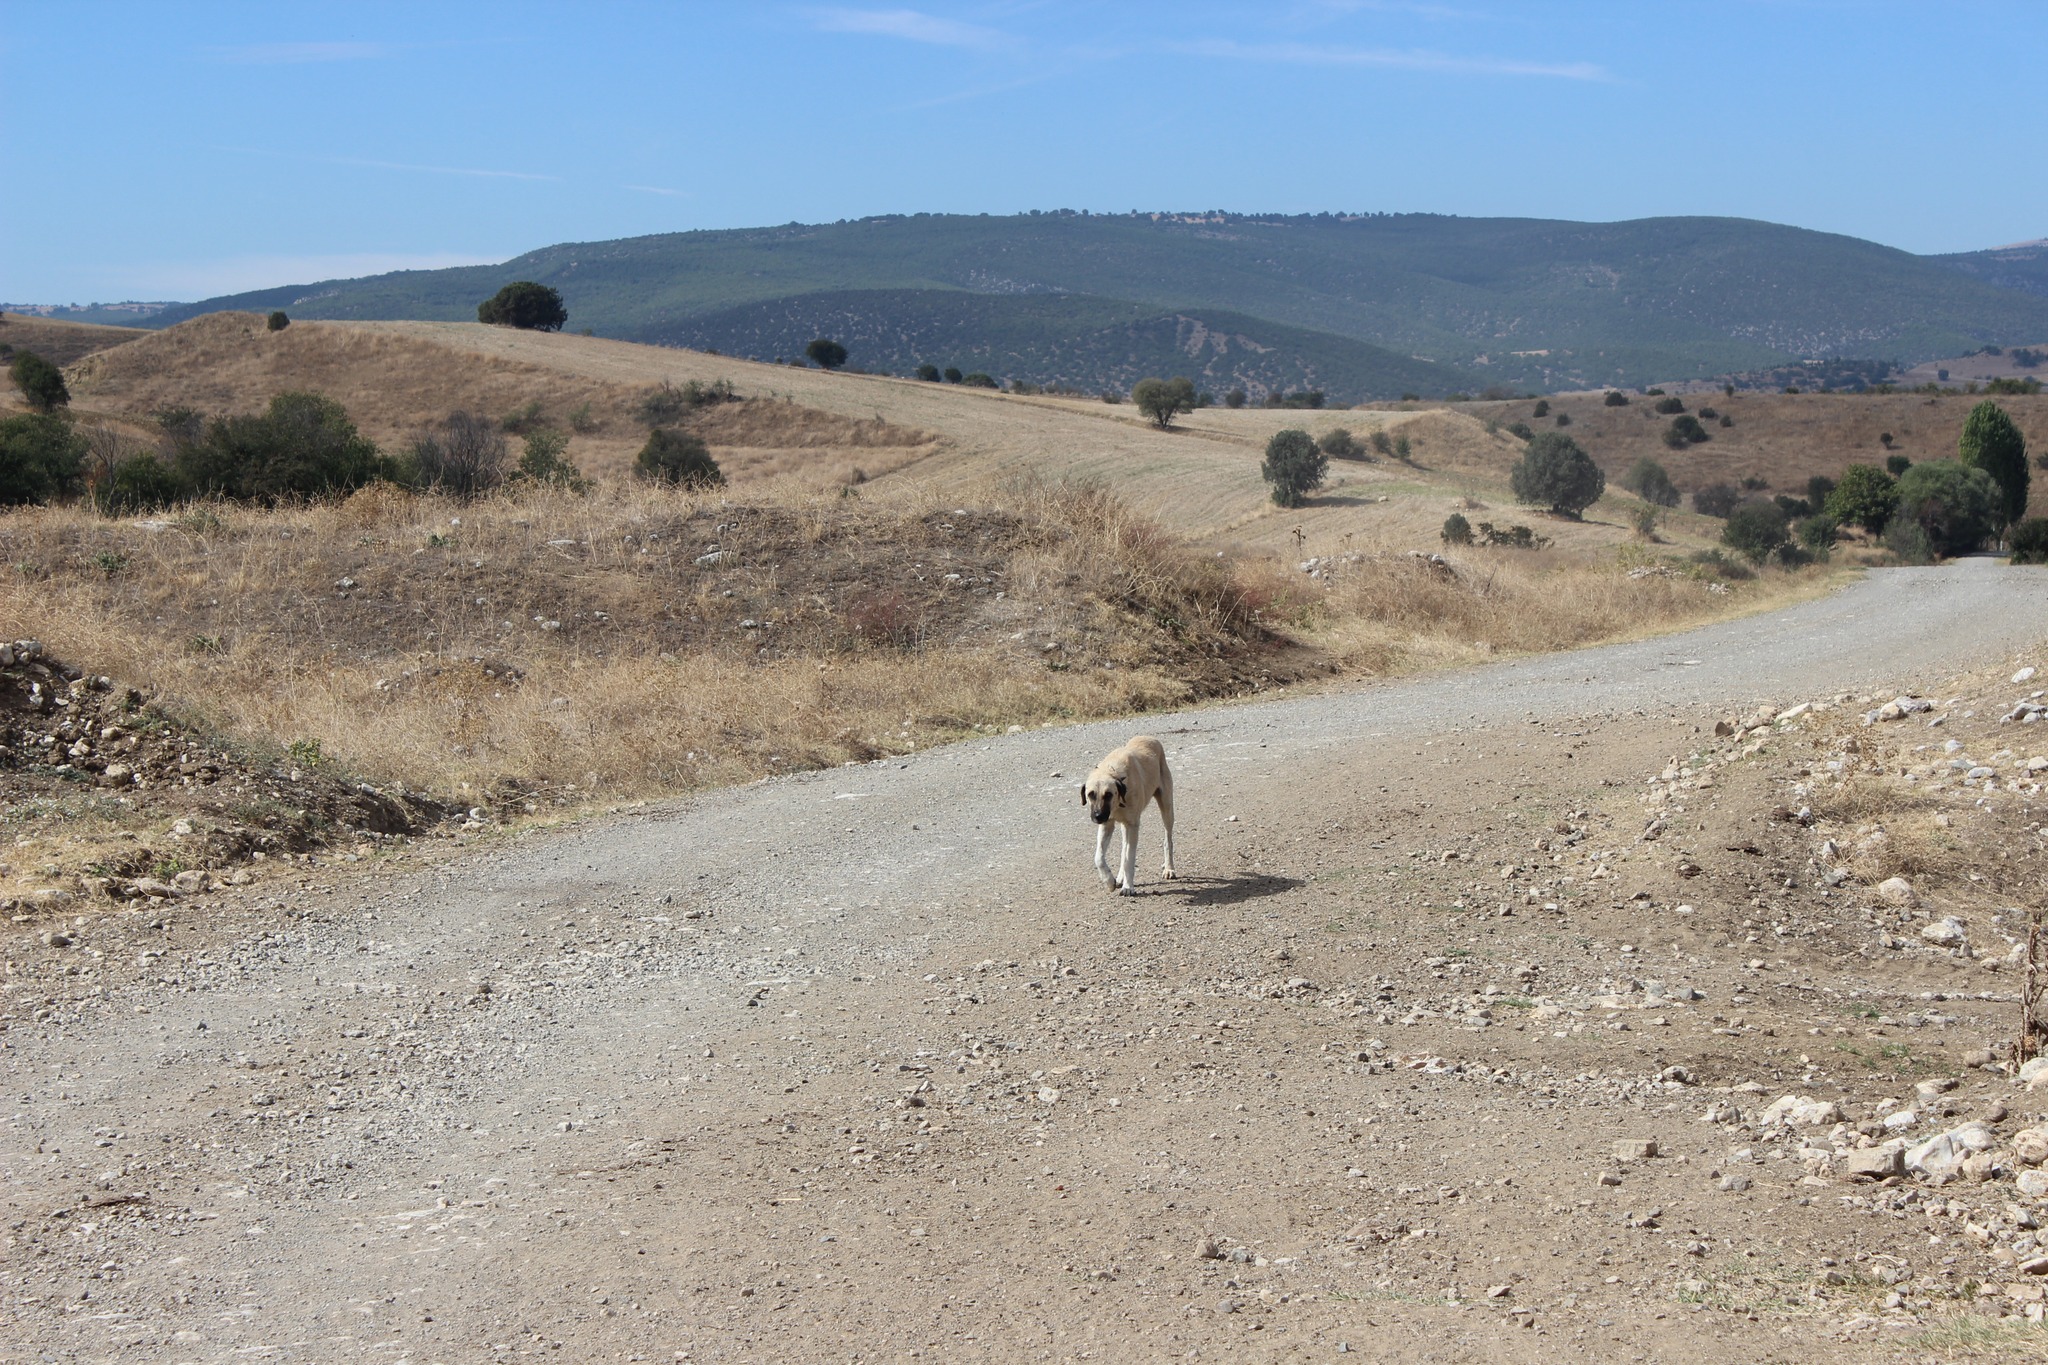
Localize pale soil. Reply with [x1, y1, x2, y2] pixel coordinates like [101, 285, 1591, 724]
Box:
[7, 560, 2048, 1363]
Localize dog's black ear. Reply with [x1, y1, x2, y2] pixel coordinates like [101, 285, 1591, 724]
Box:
[1079, 784, 1087, 805]
[1115, 777, 1127, 802]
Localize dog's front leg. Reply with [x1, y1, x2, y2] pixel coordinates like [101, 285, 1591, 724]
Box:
[1117, 822, 1139, 895]
[1094, 822, 1117, 889]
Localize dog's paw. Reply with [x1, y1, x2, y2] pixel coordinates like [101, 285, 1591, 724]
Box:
[1116, 883, 1137, 897]
[1161, 867, 1177, 880]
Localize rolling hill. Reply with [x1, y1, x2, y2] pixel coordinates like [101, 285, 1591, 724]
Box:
[144, 213, 2048, 398]
[1928, 238, 2048, 299]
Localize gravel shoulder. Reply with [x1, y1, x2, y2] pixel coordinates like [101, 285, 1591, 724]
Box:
[7, 559, 2048, 1363]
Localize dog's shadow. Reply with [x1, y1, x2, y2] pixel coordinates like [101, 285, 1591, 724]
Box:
[1146, 873, 1304, 906]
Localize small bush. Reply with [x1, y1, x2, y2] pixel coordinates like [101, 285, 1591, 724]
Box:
[1223, 388, 1247, 409]
[408, 412, 507, 500]
[1621, 456, 1681, 507]
[500, 399, 545, 435]
[1740, 475, 1769, 491]
[1441, 512, 1473, 545]
[1531, 400, 1550, 418]
[961, 372, 998, 389]
[637, 378, 735, 426]
[1554, 411, 1571, 427]
[1696, 406, 1717, 420]
[1882, 516, 1935, 564]
[478, 282, 566, 331]
[1688, 548, 1755, 582]
[1886, 453, 1912, 476]
[9, 350, 68, 412]
[1796, 513, 1839, 551]
[2008, 517, 2048, 564]
[805, 338, 848, 370]
[1722, 501, 1790, 564]
[1603, 390, 1629, 406]
[567, 402, 598, 433]
[1666, 413, 1709, 444]
[1630, 506, 1659, 539]
[1805, 474, 1835, 508]
[1473, 522, 1548, 549]
[1261, 429, 1327, 507]
[636, 429, 723, 488]
[515, 429, 589, 494]
[1318, 427, 1364, 459]
[1653, 396, 1685, 415]
[1692, 482, 1741, 518]
[1506, 421, 1534, 441]
[914, 364, 940, 382]
[96, 451, 185, 514]
[1370, 430, 1393, 458]
[943, 367, 963, 384]
[266, 310, 289, 332]
[1718, 414, 1733, 427]
[1393, 434, 1412, 463]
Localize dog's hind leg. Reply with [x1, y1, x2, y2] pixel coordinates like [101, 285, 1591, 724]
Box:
[1094, 822, 1117, 889]
[1117, 822, 1139, 895]
[1156, 772, 1177, 880]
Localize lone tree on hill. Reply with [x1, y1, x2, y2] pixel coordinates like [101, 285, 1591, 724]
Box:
[635, 429, 724, 489]
[805, 338, 849, 370]
[1261, 428, 1327, 507]
[1510, 431, 1604, 518]
[9, 350, 69, 412]
[1132, 376, 1197, 429]
[477, 282, 567, 332]
[1957, 399, 2030, 532]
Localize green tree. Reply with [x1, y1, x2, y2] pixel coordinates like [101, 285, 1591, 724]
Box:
[635, 429, 723, 488]
[805, 338, 848, 370]
[1722, 501, 1790, 564]
[1886, 452, 1912, 476]
[1442, 512, 1473, 544]
[2008, 517, 2048, 564]
[1621, 456, 1680, 507]
[1893, 459, 2002, 557]
[1132, 376, 1197, 429]
[1223, 388, 1247, 409]
[267, 310, 290, 332]
[1602, 390, 1629, 406]
[942, 367, 962, 383]
[97, 452, 187, 514]
[1823, 463, 1899, 534]
[1667, 414, 1710, 445]
[9, 350, 69, 412]
[1261, 428, 1327, 507]
[477, 282, 567, 331]
[1531, 400, 1550, 418]
[1510, 431, 1605, 517]
[0, 411, 87, 504]
[1957, 399, 2030, 530]
[914, 364, 940, 382]
[1692, 482, 1740, 518]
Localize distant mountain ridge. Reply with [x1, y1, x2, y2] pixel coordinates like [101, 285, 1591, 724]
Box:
[146, 212, 2048, 398]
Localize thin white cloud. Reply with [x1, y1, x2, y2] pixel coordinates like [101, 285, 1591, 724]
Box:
[206, 41, 389, 64]
[333, 156, 559, 182]
[624, 184, 688, 198]
[811, 7, 1010, 50]
[117, 253, 506, 299]
[1175, 37, 1609, 81]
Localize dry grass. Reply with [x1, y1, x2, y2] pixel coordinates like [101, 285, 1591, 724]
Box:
[0, 311, 144, 370]
[1, 476, 1820, 816]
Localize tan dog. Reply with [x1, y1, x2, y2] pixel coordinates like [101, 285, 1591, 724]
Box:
[1080, 736, 1176, 895]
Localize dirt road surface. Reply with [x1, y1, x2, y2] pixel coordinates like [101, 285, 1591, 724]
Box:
[8, 559, 2048, 1363]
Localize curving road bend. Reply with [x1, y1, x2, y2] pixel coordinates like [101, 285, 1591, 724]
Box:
[6, 559, 2048, 1362]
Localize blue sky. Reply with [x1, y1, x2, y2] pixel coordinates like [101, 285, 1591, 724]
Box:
[5, 0, 2043, 302]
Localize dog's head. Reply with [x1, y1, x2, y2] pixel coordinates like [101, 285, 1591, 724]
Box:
[1081, 771, 1125, 824]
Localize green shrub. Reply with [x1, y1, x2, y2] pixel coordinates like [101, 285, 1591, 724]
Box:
[0, 411, 87, 505]
[180, 392, 386, 503]
[1692, 482, 1740, 518]
[1554, 411, 1571, 427]
[1796, 513, 1839, 551]
[1688, 548, 1755, 581]
[805, 338, 848, 370]
[1621, 456, 1680, 507]
[1261, 428, 1327, 507]
[1722, 501, 1789, 564]
[1318, 427, 1364, 459]
[943, 367, 963, 384]
[1531, 400, 1550, 418]
[960, 372, 998, 389]
[1132, 376, 1197, 429]
[1510, 431, 1604, 518]
[1823, 463, 1899, 533]
[1393, 434, 1412, 462]
[1630, 506, 1658, 538]
[1696, 407, 1717, 420]
[1223, 388, 1247, 409]
[515, 429, 589, 494]
[1718, 413, 1733, 427]
[1886, 452, 1912, 476]
[500, 399, 546, 435]
[478, 281, 567, 331]
[97, 452, 186, 514]
[267, 311, 289, 332]
[637, 378, 735, 426]
[1805, 474, 1835, 508]
[2008, 517, 2048, 564]
[1442, 512, 1473, 545]
[1506, 421, 1534, 441]
[1881, 516, 1935, 564]
[567, 402, 598, 433]
[1653, 396, 1685, 415]
[1669, 413, 1711, 446]
[636, 429, 723, 488]
[9, 350, 68, 412]
[1370, 430, 1393, 458]
[1893, 459, 2002, 557]
[914, 364, 940, 382]
[1602, 390, 1629, 406]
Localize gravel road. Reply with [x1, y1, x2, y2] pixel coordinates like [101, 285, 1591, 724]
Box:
[7, 558, 2048, 1363]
